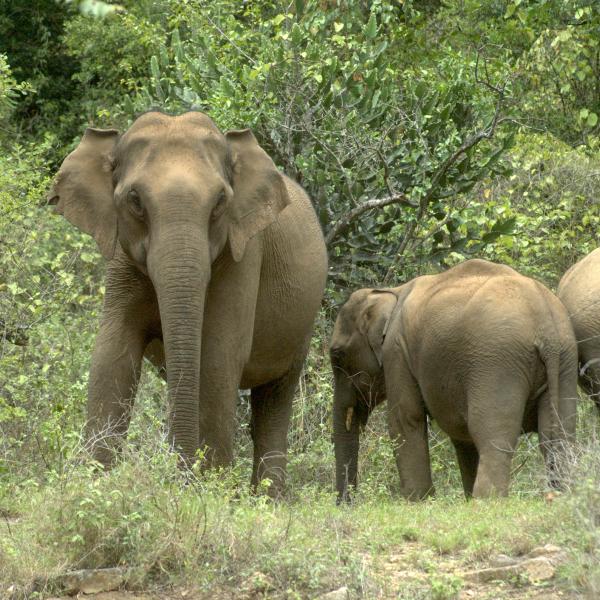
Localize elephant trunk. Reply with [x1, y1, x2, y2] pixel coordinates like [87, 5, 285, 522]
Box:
[147, 228, 210, 466]
[333, 374, 361, 503]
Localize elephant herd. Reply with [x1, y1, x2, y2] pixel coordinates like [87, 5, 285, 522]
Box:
[48, 110, 599, 502]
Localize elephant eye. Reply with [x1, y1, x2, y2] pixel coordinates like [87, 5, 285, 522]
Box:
[211, 190, 227, 221]
[127, 189, 144, 219]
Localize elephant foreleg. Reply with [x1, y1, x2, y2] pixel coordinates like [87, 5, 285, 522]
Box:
[197, 370, 239, 468]
[249, 355, 303, 497]
[384, 358, 434, 500]
[86, 253, 156, 467]
[86, 316, 146, 467]
[452, 439, 479, 498]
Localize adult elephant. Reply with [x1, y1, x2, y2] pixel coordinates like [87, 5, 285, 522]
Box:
[330, 259, 577, 501]
[558, 248, 600, 411]
[48, 111, 328, 492]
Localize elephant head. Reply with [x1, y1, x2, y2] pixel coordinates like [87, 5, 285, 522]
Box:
[48, 111, 290, 464]
[330, 288, 398, 500]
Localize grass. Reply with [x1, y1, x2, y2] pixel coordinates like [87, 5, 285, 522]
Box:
[1, 401, 598, 599]
[1, 320, 599, 598]
[0, 458, 578, 598]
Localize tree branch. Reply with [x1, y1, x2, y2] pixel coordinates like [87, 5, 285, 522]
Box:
[325, 193, 417, 247]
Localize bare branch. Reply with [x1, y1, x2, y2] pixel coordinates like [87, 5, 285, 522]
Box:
[325, 193, 417, 247]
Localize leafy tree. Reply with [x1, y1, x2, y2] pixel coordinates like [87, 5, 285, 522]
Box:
[121, 0, 515, 291]
[0, 0, 77, 137]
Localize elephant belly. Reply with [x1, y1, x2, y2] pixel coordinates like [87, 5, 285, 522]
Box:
[420, 356, 545, 441]
[241, 193, 327, 389]
[422, 381, 471, 442]
[240, 346, 296, 389]
[240, 265, 326, 388]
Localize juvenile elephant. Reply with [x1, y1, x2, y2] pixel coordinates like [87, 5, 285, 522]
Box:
[558, 248, 600, 411]
[330, 259, 577, 500]
[48, 111, 328, 491]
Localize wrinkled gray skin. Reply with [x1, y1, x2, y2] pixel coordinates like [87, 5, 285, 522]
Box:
[558, 248, 600, 411]
[48, 111, 328, 493]
[331, 259, 577, 501]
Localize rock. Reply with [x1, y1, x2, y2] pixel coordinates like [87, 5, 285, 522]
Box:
[521, 557, 557, 582]
[527, 544, 564, 558]
[462, 563, 520, 584]
[241, 571, 275, 594]
[489, 553, 518, 568]
[461, 555, 562, 584]
[61, 567, 128, 594]
[314, 586, 350, 600]
[90, 594, 153, 599]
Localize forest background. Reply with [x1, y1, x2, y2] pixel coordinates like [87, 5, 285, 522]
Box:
[1, 1, 600, 598]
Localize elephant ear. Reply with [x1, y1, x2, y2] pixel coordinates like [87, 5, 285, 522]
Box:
[361, 290, 398, 367]
[47, 127, 119, 260]
[225, 129, 291, 262]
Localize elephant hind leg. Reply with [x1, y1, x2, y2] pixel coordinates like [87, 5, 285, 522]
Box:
[538, 353, 577, 490]
[250, 347, 307, 497]
[452, 439, 479, 498]
[467, 379, 528, 498]
[580, 359, 600, 413]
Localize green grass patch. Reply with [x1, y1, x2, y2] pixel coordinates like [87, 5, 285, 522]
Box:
[0, 440, 588, 598]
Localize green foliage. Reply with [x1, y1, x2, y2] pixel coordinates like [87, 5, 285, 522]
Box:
[427, 0, 600, 145]
[479, 134, 600, 284]
[0, 139, 103, 476]
[0, 0, 78, 142]
[102, 0, 513, 291]
[513, 1, 600, 145]
[428, 572, 463, 600]
[0, 433, 581, 596]
[0, 53, 31, 127]
[61, 4, 171, 129]
[566, 434, 600, 595]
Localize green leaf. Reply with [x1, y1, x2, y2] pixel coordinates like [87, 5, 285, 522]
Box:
[414, 81, 428, 100]
[490, 217, 517, 235]
[587, 112, 598, 127]
[291, 23, 303, 46]
[220, 76, 236, 98]
[364, 14, 378, 39]
[150, 55, 161, 82]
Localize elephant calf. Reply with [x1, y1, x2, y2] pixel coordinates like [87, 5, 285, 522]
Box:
[331, 259, 577, 500]
[558, 248, 600, 411]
